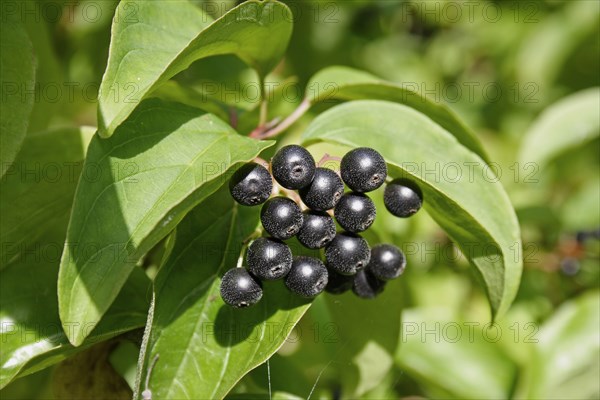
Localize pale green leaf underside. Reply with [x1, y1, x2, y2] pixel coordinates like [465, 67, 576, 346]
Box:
[303, 100, 522, 319]
[58, 99, 272, 346]
[135, 187, 311, 400]
[0, 18, 36, 177]
[305, 66, 490, 163]
[519, 87, 600, 166]
[98, 0, 292, 137]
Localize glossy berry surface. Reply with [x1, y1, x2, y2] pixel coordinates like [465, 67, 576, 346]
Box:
[340, 147, 387, 192]
[334, 192, 376, 233]
[229, 162, 273, 206]
[384, 178, 423, 218]
[247, 237, 292, 280]
[260, 197, 304, 240]
[220, 268, 263, 308]
[325, 268, 354, 295]
[368, 244, 406, 280]
[325, 232, 371, 275]
[271, 145, 316, 189]
[352, 269, 386, 299]
[299, 167, 344, 211]
[285, 256, 329, 298]
[297, 211, 336, 249]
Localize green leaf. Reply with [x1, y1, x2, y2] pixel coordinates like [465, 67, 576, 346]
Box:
[134, 186, 311, 400]
[395, 308, 516, 399]
[248, 279, 404, 398]
[0, 231, 150, 389]
[0, 127, 94, 270]
[98, 0, 292, 137]
[0, 17, 36, 177]
[305, 66, 490, 163]
[518, 291, 600, 399]
[58, 99, 272, 346]
[314, 289, 404, 397]
[23, 6, 64, 134]
[0, 123, 147, 389]
[519, 88, 600, 167]
[303, 100, 522, 319]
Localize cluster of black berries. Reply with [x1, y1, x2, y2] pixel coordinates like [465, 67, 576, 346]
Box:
[220, 145, 423, 308]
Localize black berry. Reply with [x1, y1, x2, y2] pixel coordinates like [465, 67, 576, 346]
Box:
[340, 147, 387, 192]
[260, 197, 304, 240]
[334, 192, 376, 233]
[297, 211, 336, 249]
[299, 167, 344, 211]
[325, 232, 371, 275]
[325, 268, 354, 295]
[220, 268, 263, 308]
[384, 178, 423, 218]
[271, 145, 316, 189]
[368, 244, 406, 280]
[352, 269, 385, 299]
[285, 256, 329, 298]
[229, 162, 273, 206]
[247, 237, 292, 280]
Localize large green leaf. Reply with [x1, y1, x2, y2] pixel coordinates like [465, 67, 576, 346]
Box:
[518, 291, 600, 399]
[304, 66, 490, 163]
[519, 88, 600, 166]
[0, 230, 150, 389]
[395, 308, 515, 399]
[133, 187, 311, 400]
[0, 127, 94, 269]
[58, 99, 272, 346]
[98, 0, 292, 137]
[303, 100, 522, 319]
[0, 17, 36, 177]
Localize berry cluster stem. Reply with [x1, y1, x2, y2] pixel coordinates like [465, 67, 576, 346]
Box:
[236, 228, 263, 269]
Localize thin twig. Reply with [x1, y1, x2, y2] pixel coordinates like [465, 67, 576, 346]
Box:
[228, 107, 238, 130]
[250, 98, 311, 140]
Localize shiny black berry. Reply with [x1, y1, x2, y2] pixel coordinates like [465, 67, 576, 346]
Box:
[220, 268, 263, 308]
[247, 237, 292, 280]
[325, 232, 371, 275]
[334, 192, 376, 233]
[384, 178, 423, 218]
[325, 268, 354, 295]
[271, 145, 316, 189]
[260, 197, 304, 240]
[285, 256, 329, 298]
[299, 167, 344, 211]
[368, 244, 406, 280]
[229, 162, 273, 206]
[340, 147, 387, 192]
[297, 211, 336, 249]
[352, 269, 385, 299]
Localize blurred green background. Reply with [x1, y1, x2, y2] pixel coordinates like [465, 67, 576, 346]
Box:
[2, 0, 598, 399]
